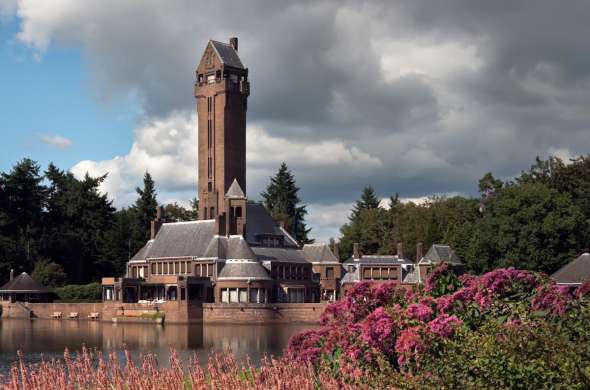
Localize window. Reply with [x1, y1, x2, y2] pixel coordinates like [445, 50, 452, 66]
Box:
[207, 74, 215, 84]
[229, 289, 238, 303]
[221, 289, 229, 303]
[326, 267, 334, 279]
[181, 261, 186, 274]
[288, 288, 305, 303]
[207, 264, 213, 277]
[239, 288, 248, 303]
[158, 262, 162, 275]
[151, 263, 156, 275]
[363, 268, 371, 279]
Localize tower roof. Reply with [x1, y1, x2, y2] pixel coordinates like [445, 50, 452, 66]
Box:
[225, 178, 246, 199]
[552, 253, 590, 285]
[209, 40, 245, 69]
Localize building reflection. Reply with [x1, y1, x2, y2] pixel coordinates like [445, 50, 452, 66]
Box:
[0, 319, 314, 368]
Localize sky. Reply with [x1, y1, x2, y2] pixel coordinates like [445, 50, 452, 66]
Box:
[0, 0, 589, 243]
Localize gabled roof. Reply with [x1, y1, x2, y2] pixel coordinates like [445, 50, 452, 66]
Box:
[0, 272, 50, 293]
[252, 246, 310, 264]
[302, 244, 340, 264]
[141, 220, 217, 259]
[419, 244, 462, 265]
[218, 260, 272, 281]
[225, 178, 246, 199]
[210, 40, 244, 69]
[552, 253, 590, 285]
[244, 202, 299, 247]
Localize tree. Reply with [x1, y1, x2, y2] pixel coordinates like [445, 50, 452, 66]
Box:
[339, 187, 388, 260]
[350, 186, 381, 222]
[478, 172, 503, 197]
[133, 172, 158, 244]
[261, 162, 313, 244]
[163, 202, 197, 222]
[0, 159, 46, 277]
[31, 259, 67, 288]
[474, 182, 583, 273]
[42, 164, 115, 282]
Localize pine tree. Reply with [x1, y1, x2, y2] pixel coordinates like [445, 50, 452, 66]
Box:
[261, 162, 313, 244]
[133, 172, 158, 243]
[349, 186, 381, 222]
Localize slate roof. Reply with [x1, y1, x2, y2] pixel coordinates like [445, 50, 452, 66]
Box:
[552, 253, 590, 285]
[343, 255, 413, 265]
[302, 244, 340, 264]
[0, 272, 50, 293]
[244, 202, 299, 247]
[140, 220, 216, 259]
[217, 260, 272, 281]
[252, 247, 310, 264]
[419, 244, 462, 265]
[210, 40, 244, 69]
[225, 178, 245, 199]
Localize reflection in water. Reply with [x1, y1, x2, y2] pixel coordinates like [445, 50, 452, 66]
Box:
[0, 319, 313, 373]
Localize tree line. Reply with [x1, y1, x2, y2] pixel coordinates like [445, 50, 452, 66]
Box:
[0, 159, 311, 286]
[338, 155, 590, 275]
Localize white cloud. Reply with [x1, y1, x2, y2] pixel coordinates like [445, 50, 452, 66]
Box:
[307, 202, 352, 244]
[37, 133, 73, 149]
[71, 111, 197, 207]
[0, 0, 16, 21]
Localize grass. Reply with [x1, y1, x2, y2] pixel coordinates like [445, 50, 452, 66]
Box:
[0, 347, 351, 390]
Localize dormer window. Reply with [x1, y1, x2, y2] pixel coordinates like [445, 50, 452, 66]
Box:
[207, 74, 216, 84]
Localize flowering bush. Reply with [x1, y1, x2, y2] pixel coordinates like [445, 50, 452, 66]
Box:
[288, 263, 590, 388]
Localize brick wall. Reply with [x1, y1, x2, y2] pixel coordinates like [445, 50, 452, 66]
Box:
[202, 303, 326, 324]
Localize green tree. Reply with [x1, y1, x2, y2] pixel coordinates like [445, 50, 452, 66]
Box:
[339, 187, 388, 260]
[132, 172, 158, 244]
[42, 164, 115, 282]
[261, 162, 313, 244]
[0, 159, 46, 278]
[162, 202, 197, 222]
[31, 259, 67, 288]
[475, 182, 583, 273]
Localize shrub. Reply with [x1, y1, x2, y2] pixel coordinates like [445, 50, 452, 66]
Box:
[53, 282, 102, 301]
[288, 263, 590, 388]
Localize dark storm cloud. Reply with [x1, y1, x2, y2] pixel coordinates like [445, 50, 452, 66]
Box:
[11, 0, 590, 211]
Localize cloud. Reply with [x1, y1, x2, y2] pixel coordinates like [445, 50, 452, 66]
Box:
[37, 133, 73, 149]
[8, 0, 590, 240]
[0, 0, 16, 22]
[71, 111, 197, 207]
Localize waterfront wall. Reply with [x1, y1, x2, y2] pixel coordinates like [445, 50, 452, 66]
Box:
[202, 303, 325, 323]
[1, 301, 325, 324]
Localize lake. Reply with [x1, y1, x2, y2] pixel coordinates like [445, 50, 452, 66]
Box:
[0, 319, 315, 373]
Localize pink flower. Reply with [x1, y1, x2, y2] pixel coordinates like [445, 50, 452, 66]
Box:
[427, 314, 462, 338]
[361, 307, 395, 354]
[531, 283, 573, 316]
[406, 303, 433, 322]
[395, 327, 424, 367]
[576, 281, 590, 298]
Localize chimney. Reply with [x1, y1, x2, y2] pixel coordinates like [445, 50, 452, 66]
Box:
[150, 206, 163, 240]
[416, 242, 424, 262]
[333, 242, 340, 259]
[9, 269, 14, 281]
[397, 242, 404, 259]
[229, 37, 238, 51]
[353, 243, 360, 259]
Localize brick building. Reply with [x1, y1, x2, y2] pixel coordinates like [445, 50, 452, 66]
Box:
[102, 37, 337, 307]
[101, 37, 464, 312]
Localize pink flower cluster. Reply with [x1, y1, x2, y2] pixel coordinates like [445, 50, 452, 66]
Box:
[531, 283, 573, 316]
[289, 263, 586, 377]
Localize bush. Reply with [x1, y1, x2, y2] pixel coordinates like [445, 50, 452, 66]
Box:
[288, 264, 590, 388]
[31, 260, 67, 288]
[53, 282, 102, 301]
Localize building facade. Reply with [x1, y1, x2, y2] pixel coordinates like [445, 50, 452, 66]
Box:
[101, 37, 464, 315]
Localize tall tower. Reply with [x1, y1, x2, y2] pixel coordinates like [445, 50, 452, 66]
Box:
[195, 37, 249, 221]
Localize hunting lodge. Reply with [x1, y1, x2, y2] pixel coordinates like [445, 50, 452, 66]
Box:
[101, 37, 462, 312]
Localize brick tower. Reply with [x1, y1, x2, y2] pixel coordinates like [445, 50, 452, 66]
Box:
[195, 37, 250, 222]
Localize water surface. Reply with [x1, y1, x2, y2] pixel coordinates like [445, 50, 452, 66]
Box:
[0, 319, 314, 373]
